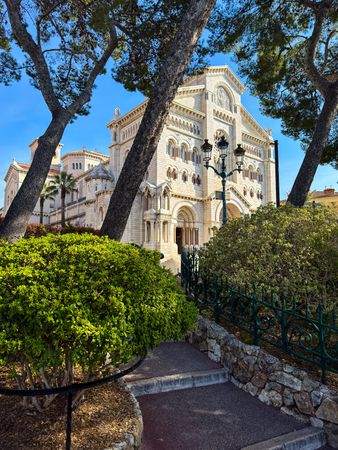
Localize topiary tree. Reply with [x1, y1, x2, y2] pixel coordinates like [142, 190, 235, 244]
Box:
[0, 233, 197, 411]
[199, 204, 337, 311]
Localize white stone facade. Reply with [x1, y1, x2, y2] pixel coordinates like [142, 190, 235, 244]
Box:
[3, 66, 276, 265]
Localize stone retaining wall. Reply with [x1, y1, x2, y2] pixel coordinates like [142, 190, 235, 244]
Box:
[188, 316, 338, 448]
[111, 380, 143, 450]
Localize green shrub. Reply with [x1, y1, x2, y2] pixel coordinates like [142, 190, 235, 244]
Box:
[24, 223, 100, 237]
[0, 234, 197, 410]
[199, 205, 337, 310]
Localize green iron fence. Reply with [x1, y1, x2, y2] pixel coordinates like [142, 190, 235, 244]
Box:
[181, 249, 338, 384]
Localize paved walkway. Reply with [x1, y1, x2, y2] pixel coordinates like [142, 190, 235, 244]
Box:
[124, 342, 331, 450]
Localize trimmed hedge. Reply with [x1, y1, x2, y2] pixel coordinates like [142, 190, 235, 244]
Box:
[0, 234, 197, 409]
[199, 205, 337, 310]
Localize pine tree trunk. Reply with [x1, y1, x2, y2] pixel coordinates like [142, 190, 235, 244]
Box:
[39, 198, 44, 225]
[0, 113, 69, 241]
[100, 0, 216, 240]
[287, 84, 338, 207]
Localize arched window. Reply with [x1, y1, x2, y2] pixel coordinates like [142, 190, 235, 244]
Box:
[196, 175, 201, 186]
[167, 168, 172, 179]
[192, 148, 199, 164]
[167, 140, 175, 157]
[79, 162, 82, 170]
[192, 174, 196, 184]
[250, 189, 254, 198]
[72, 163, 75, 169]
[182, 171, 188, 182]
[180, 144, 188, 160]
[243, 187, 247, 196]
[215, 86, 232, 111]
[172, 169, 178, 180]
[75, 163, 79, 170]
[257, 191, 260, 199]
[249, 166, 254, 180]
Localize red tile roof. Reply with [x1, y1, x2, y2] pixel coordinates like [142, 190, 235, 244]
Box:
[16, 162, 60, 174]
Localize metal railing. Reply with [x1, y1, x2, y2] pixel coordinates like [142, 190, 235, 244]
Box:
[0, 355, 145, 450]
[181, 249, 337, 384]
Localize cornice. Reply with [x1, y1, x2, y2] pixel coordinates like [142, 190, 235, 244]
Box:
[213, 108, 235, 124]
[242, 132, 269, 147]
[229, 185, 252, 209]
[176, 85, 205, 96]
[171, 101, 205, 120]
[184, 66, 246, 94]
[240, 107, 271, 141]
[107, 100, 148, 128]
[62, 150, 108, 160]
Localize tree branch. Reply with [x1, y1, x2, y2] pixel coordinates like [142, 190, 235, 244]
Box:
[303, 3, 332, 97]
[322, 29, 336, 69]
[67, 24, 118, 115]
[4, 0, 63, 114]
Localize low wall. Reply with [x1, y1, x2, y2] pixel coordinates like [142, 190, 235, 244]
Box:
[111, 380, 143, 450]
[188, 316, 338, 448]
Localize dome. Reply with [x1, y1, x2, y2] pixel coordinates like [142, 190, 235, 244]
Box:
[85, 164, 114, 182]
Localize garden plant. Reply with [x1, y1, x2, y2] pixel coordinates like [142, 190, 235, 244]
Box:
[199, 204, 338, 311]
[0, 233, 197, 411]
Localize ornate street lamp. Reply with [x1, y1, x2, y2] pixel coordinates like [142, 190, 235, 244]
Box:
[201, 137, 246, 225]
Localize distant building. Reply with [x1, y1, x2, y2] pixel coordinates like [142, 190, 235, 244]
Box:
[3, 139, 62, 224]
[308, 188, 338, 212]
[3, 66, 276, 266]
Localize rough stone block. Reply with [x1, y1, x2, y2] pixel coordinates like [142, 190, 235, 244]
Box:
[325, 422, 338, 449]
[316, 398, 338, 425]
[283, 388, 295, 407]
[243, 382, 258, 397]
[302, 376, 320, 392]
[311, 390, 324, 408]
[294, 391, 315, 416]
[265, 382, 282, 393]
[269, 371, 302, 391]
[310, 417, 324, 428]
[251, 371, 267, 388]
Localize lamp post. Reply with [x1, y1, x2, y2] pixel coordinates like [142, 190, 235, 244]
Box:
[270, 140, 280, 207]
[201, 136, 245, 225]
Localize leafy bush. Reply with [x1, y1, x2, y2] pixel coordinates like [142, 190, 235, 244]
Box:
[0, 234, 197, 410]
[199, 205, 337, 310]
[24, 223, 100, 237]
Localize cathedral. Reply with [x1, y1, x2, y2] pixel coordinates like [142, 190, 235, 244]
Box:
[3, 66, 276, 267]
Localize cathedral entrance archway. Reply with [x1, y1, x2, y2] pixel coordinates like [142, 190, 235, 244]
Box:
[175, 206, 198, 254]
[219, 203, 241, 226]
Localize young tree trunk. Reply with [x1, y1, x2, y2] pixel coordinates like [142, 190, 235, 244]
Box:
[39, 197, 45, 225]
[0, 113, 70, 241]
[287, 83, 338, 207]
[61, 186, 66, 227]
[100, 0, 216, 240]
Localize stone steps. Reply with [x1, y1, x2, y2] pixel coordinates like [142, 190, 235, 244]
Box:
[241, 426, 326, 450]
[126, 368, 229, 397]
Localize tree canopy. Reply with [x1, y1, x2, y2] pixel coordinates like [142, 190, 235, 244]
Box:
[207, 0, 337, 206]
[208, 0, 337, 167]
[0, 0, 207, 241]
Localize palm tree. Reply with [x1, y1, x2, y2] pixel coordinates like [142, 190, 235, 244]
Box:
[39, 183, 58, 225]
[50, 171, 77, 227]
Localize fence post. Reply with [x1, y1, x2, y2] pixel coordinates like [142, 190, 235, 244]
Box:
[252, 285, 258, 345]
[317, 304, 327, 384]
[65, 390, 73, 450]
[281, 292, 288, 352]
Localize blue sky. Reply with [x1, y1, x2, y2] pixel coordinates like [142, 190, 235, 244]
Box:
[0, 52, 336, 208]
